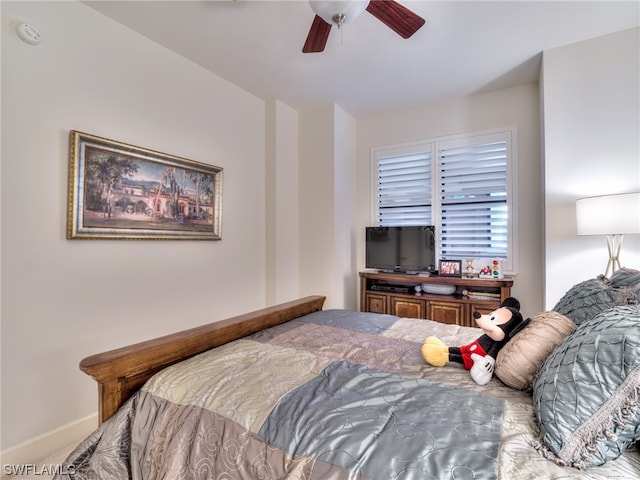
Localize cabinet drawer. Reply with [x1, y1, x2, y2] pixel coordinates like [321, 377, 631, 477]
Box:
[427, 301, 465, 326]
[365, 293, 387, 314]
[391, 298, 425, 319]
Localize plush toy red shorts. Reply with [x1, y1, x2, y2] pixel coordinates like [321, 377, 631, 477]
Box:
[457, 340, 488, 369]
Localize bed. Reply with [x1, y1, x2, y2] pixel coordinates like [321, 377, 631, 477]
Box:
[57, 290, 640, 480]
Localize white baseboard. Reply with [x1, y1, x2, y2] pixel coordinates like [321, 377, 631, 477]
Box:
[0, 413, 97, 469]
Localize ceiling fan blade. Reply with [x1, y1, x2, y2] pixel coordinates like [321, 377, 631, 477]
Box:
[366, 0, 425, 39]
[302, 15, 332, 53]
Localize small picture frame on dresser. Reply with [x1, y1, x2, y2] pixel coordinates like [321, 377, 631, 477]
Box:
[439, 260, 462, 277]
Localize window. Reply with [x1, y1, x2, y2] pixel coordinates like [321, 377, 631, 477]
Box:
[373, 129, 516, 272]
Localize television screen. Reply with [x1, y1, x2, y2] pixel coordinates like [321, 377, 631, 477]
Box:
[365, 226, 436, 273]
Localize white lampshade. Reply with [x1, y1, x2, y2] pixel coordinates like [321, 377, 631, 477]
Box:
[309, 1, 370, 27]
[576, 193, 640, 236]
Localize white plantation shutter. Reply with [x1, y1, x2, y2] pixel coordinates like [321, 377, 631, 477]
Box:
[372, 129, 515, 271]
[439, 140, 508, 261]
[376, 152, 432, 226]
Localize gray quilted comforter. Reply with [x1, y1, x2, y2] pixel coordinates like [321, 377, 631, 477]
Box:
[56, 310, 640, 479]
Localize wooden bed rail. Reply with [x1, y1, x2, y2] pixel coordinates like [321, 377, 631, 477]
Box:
[80, 295, 326, 423]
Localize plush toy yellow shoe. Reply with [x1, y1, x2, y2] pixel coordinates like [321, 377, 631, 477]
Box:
[421, 336, 448, 367]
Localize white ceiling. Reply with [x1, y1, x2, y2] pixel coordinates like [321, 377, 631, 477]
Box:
[85, 0, 640, 117]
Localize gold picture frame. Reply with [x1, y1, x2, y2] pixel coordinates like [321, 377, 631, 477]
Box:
[67, 131, 223, 240]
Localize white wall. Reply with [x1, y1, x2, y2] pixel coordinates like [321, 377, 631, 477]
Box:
[542, 28, 640, 308]
[356, 84, 543, 319]
[333, 105, 359, 310]
[1, 0, 266, 458]
[298, 104, 359, 309]
[299, 105, 336, 304]
[266, 99, 300, 305]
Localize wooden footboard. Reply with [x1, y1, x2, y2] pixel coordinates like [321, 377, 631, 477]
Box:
[80, 295, 326, 423]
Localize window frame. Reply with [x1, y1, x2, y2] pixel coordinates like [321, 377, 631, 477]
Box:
[371, 127, 518, 274]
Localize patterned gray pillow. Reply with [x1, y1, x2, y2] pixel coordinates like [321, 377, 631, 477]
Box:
[553, 276, 636, 325]
[532, 305, 640, 469]
[610, 267, 640, 299]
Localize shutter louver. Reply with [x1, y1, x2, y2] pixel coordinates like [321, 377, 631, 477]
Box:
[440, 141, 508, 261]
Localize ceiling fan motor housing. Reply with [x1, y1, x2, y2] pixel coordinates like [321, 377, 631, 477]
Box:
[309, 0, 370, 27]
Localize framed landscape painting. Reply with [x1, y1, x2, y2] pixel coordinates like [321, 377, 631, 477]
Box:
[67, 131, 223, 240]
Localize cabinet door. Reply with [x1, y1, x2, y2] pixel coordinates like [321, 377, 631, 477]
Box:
[427, 301, 465, 326]
[468, 302, 501, 325]
[391, 297, 425, 319]
[365, 293, 388, 314]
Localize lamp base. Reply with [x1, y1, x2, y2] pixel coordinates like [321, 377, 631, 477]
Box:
[604, 234, 623, 277]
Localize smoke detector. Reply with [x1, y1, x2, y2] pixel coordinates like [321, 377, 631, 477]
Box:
[15, 23, 42, 46]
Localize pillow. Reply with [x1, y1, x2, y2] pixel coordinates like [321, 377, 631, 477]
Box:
[532, 305, 640, 469]
[495, 311, 575, 391]
[553, 276, 636, 325]
[610, 267, 640, 299]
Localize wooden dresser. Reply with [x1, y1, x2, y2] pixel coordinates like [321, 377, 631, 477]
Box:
[359, 271, 513, 327]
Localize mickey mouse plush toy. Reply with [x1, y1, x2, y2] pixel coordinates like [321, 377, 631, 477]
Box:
[421, 297, 528, 385]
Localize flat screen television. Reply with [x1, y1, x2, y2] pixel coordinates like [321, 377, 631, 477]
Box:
[365, 226, 436, 273]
